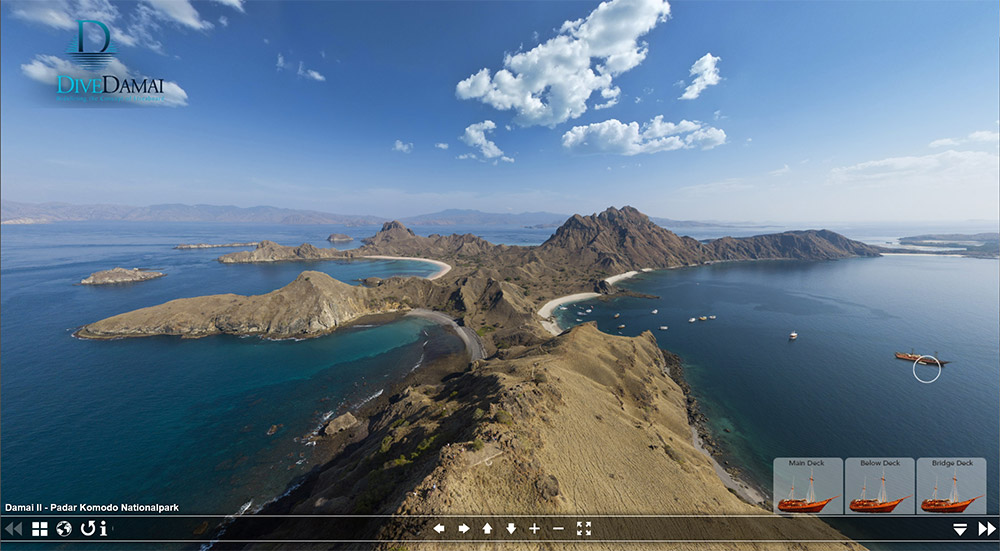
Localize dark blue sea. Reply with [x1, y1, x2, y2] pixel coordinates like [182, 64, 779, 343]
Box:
[554, 255, 1000, 517]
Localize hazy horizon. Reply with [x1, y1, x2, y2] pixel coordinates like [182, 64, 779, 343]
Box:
[3, 198, 998, 229]
[1, 0, 998, 223]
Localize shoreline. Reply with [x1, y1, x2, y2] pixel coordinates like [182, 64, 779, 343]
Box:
[670, 355, 770, 509]
[536, 292, 601, 336]
[359, 255, 452, 280]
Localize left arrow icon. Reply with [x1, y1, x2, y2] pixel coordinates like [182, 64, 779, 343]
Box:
[433, 524, 445, 534]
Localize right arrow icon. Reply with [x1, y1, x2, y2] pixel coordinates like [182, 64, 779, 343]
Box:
[979, 521, 996, 536]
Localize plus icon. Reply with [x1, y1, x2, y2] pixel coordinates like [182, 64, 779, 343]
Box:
[529, 523, 541, 534]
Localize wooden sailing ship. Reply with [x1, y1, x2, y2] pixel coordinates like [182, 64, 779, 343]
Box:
[921, 471, 984, 513]
[849, 469, 911, 513]
[778, 469, 839, 513]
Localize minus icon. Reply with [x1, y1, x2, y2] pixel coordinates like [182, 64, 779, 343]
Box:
[553, 526, 564, 531]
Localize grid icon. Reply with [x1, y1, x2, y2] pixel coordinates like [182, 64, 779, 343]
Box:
[32, 521, 49, 537]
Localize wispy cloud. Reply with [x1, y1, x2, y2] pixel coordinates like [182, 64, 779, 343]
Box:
[769, 164, 790, 176]
[562, 116, 726, 155]
[456, 0, 671, 127]
[679, 52, 721, 100]
[929, 130, 999, 148]
[393, 140, 413, 153]
[434, 143, 449, 150]
[297, 61, 326, 82]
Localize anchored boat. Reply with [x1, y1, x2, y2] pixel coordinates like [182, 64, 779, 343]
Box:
[789, 331, 798, 341]
[921, 472, 983, 513]
[778, 470, 839, 513]
[849, 469, 911, 513]
[895, 350, 951, 366]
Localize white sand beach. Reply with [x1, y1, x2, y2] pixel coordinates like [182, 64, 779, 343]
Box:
[603, 270, 639, 285]
[361, 255, 452, 280]
[537, 292, 601, 336]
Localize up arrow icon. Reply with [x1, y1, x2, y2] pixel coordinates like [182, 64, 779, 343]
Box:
[482, 523, 493, 535]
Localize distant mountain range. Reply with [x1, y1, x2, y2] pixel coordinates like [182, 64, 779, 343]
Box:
[0, 200, 757, 229]
[0, 201, 384, 226]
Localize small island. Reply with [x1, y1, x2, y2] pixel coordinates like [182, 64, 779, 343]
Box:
[327, 233, 353, 243]
[80, 267, 166, 285]
[175, 242, 259, 249]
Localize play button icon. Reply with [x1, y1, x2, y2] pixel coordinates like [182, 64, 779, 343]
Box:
[978, 521, 996, 537]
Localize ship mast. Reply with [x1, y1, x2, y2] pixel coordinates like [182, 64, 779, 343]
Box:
[949, 469, 960, 503]
[808, 468, 816, 503]
[878, 467, 887, 503]
[931, 476, 939, 500]
[787, 477, 796, 500]
[860, 476, 867, 500]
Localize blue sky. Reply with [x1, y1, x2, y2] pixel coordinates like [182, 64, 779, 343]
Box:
[1, 0, 997, 222]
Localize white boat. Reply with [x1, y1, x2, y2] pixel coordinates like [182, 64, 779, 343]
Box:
[586, 308, 593, 313]
[577, 312, 585, 316]
[575, 318, 583, 322]
[613, 313, 621, 319]
[708, 315, 716, 320]
[789, 331, 798, 341]
[651, 309, 658, 314]
[688, 318, 696, 323]
[659, 326, 669, 331]
[617, 324, 626, 329]
[558, 306, 567, 310]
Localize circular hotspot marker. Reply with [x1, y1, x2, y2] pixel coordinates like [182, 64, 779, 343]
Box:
[912, 355, 942, 384]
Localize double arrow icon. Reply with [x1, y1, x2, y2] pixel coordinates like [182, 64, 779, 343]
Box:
[4, 522, 23, 536]
[955, 522, 998, 537]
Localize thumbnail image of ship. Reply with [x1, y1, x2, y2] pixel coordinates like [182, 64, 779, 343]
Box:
[894, 349, 951, 365]
[849, 469, 911, 513]
[778, 469, 839, 513]
[921, 471, 984, 513]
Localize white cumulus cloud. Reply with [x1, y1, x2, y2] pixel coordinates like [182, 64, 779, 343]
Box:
[20, 54, 188, 107]
[679, 53, 721, 100]
[434, 143, 449, 150]
[460, 120, 513, 162]
[393, 140, 413, 153]
[561, 116, 725, 155]
[455, 0, 671, 127]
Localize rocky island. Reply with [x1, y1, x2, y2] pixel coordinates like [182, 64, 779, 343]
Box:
[75, 271, 411, 339]
[79, 267, 166, 285]
[80, 206, 880, 546]
[174, 242, 259, 249]
[327, 233, 353, 243]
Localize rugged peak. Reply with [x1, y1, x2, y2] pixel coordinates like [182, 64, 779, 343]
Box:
[363, 220, 417, 245]
[380, 220, 415, 236]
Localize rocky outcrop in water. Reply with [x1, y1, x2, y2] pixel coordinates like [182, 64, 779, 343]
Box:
[80, 267, 165, 285]
[175, 242, 259, 249]
[327, 233, 353, 243]
[217, 241, 350, 263]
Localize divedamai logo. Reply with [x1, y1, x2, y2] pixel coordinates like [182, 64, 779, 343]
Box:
[56, 20, 167, 103]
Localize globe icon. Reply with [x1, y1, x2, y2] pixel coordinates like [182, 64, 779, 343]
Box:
[56, 520, 72, 537]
